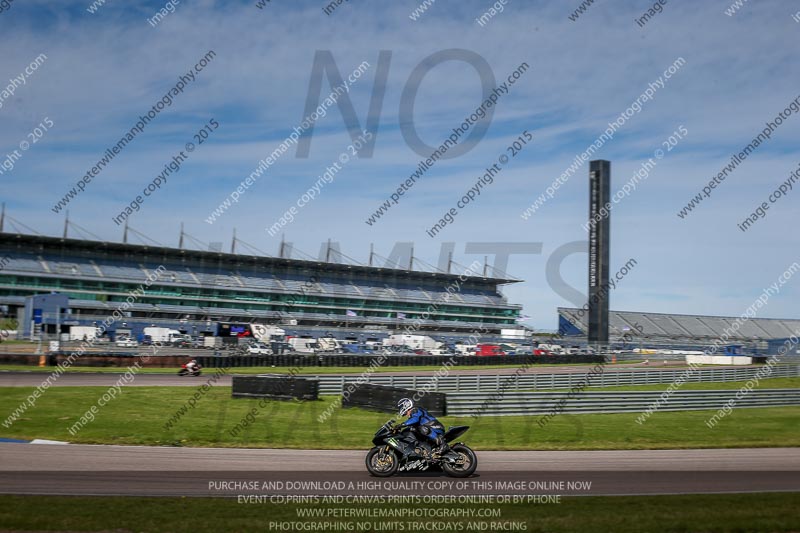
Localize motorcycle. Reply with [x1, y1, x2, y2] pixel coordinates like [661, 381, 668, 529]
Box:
[178, 364, 202, 377]
[365, 419, 477, 478]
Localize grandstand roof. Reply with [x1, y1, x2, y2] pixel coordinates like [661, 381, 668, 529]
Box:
[0, 232, 522, 286]
[558, 307, 800, 341]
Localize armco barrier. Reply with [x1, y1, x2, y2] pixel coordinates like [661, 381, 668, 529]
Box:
[342, 383, 446, 417]
[231, 374, 319, 401]
[311, 363, 799, 394]
[445, 388, 800, 416]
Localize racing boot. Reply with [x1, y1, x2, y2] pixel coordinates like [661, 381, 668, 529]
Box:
[431, 435, 450, 457]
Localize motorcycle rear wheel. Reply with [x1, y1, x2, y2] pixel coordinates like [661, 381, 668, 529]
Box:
[365, 446, 399, 477]
[441, 444, 477, 478]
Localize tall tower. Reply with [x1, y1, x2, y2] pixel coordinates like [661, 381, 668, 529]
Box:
[588, 160, 610, 344]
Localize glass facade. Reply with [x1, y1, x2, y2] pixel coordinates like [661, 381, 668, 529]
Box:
[0, 233, 523, 333]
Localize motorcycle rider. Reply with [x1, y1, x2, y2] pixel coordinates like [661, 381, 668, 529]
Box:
[185, 359, 200, 375]
[396, 398, 449, 456]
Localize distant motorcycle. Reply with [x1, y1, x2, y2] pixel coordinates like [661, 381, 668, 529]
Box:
[365, 419, 477, 478]
[178, 364, 202, 377]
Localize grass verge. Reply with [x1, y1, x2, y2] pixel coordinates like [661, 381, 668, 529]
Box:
[0, 493, 798, 533]
[1, 385, 798, 450]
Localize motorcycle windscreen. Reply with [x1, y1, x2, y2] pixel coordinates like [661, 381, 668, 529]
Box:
[443, 426, 469, 442]
[373, 427, 391, 440]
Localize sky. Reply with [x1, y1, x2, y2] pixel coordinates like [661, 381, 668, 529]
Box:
[1, 0, 799, 330]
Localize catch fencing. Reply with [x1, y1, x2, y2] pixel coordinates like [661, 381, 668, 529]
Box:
[445, 388, 800, 416]
[311, 363, 799, 395]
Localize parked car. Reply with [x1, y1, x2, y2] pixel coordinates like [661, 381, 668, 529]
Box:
[168, 334, 194, 348]
[247, 342, 272, 355]
[341, 343, 374, 354]
[476, 344, 506, 356]
[389, 345, 417, 355]
[116, 337, 138, 348]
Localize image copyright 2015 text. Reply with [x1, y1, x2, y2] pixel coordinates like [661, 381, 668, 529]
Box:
[736, 161, 800, 233]
[51, 50, 216, 214]
[0, 117, 54, 176]
[426, 130, 532, 238]
[266, 130, 371, 236]
[111, 119, 219, 226]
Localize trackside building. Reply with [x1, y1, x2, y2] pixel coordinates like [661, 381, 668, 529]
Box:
[0, 232, 522, 342]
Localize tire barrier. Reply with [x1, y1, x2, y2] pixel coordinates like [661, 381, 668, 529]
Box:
[0, 353, 47, 365]
[231, 374, 319, 401]
[341, 383, 447, 417]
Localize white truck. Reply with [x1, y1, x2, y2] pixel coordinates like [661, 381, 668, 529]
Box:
[454, 344, 477, 356]
[250, 324, 286, 343]
[143, 327, 183, 343]
[69, 326, 99, 341]
[286, 336, 341, 354]
[385, 334, 442, 352]
[315, 337, 341, 353]
[203, 336, 221, 349]
[500, 328, 526, 340]
[288, 337, 318, 354]
[537, 343, 565, 355]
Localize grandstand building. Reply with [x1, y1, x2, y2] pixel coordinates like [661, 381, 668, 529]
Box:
[0, 232, 522, 341]
[559, 307, 800, 348]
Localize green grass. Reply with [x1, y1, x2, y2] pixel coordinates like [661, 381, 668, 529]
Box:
[1, 493, 798, 532]
[1, 385, 798, 450]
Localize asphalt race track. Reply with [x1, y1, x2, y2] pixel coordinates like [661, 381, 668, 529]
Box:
[0, 371, 227, 387]
[1, 443, 797, 497]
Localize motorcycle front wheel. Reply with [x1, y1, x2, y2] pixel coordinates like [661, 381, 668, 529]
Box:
[441, 444, 477, 478]
[365, 446, 399, 477]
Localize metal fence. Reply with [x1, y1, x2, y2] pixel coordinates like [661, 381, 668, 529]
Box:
[312, 364, 800, 395]
[445, 388, 800, 416]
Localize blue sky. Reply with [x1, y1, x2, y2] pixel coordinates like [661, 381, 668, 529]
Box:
[1, 0, 799, 330]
